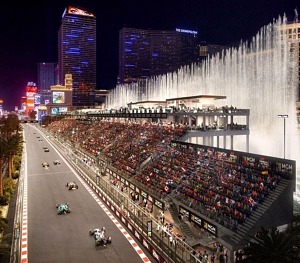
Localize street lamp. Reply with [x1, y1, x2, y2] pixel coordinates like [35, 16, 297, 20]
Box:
[277, 114, 288, 159]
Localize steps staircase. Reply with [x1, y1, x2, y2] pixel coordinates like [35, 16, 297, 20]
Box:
[164, 195, 200, 246]
[230, 179, 291, 244]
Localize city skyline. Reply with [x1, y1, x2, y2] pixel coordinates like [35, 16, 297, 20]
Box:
[0, 0, 299, 111]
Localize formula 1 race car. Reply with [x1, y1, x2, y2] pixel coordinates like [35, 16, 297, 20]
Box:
[42, 162, 50, 168]
[56, 203, 71, 214]
[66, 182, 79, 190]
[89, 228, 112, 248]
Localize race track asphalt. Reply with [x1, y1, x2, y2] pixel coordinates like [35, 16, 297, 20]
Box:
[5, 124, 154, 263]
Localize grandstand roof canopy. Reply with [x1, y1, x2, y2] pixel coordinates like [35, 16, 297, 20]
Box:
[128, 101, 167, 108]
[166, 95, 227, 108]
[127, 95, 227, 109]
[166, 95, 226, 102]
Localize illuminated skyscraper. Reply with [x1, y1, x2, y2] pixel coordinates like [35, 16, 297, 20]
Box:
[118, 27, 199, 84]
[58, 6, 96, 107]
[37, 62, 56, 92]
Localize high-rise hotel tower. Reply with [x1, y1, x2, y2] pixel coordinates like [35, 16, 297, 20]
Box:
[118, 27, 199, 84]
[58, 6, 96, 107]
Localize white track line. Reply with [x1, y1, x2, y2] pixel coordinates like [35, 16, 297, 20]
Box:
[75, 173, 152, 263]
[21, 130, 152, 263]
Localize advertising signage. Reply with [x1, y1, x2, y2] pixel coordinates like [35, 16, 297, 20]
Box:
[50, 107, 68, 115]
[171, 140, 296, 179]
[179, 206, 190, 218]
[53, 91, 65, 104]
[175, 28, 198, 34]
[154, 199, 163, 209]
[179, 205, 217, 236]
[26, 83, 37, 93]
[34, 94, 41, 105]
[67, 6, 95, 17]
[203, 221, 217, 236]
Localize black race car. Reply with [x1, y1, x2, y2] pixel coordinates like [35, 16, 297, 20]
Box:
[56, 203, 70, 214]
[66, 182, 78, 190]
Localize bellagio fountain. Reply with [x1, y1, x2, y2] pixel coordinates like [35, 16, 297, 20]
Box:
[106, 12, 300, 193]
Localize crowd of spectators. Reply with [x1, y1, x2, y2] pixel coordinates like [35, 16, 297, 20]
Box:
[135, 142, 288, 229]
[47, 118, 290, 230]
[47, 118, 187, 177]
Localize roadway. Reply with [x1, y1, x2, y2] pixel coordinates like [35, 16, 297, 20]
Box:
[22, 124, 153, 263]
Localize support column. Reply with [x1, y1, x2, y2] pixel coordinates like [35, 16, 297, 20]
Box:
[246, 134, 249, 152]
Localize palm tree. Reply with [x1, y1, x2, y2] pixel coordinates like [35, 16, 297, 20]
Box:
[237, 226, 300, 263]
[0, 113, 21, 137]
[0, 113, 22, 191]
[0, 138, 10, 196]
[0, 233, 11, 257]
[6, 133, 23, 179]
[0, 217, 11, 259]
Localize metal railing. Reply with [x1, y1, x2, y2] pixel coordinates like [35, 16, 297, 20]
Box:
[48, 129, 202, 263]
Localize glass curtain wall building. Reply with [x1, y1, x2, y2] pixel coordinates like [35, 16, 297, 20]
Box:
[58, 6, 96, 107]
[37, 62, 56, 92]
[118, 27, 199, 84]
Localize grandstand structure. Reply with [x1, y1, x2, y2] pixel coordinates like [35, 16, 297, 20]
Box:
[53, 96, 295, 262]
[61, 95, 250, 151]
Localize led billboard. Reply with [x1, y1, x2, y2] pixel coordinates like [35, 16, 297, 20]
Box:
[50, 107, 68, 115]
[34, 94, 41, 105]
[67, 6, 94, 17]
[52, 92, 65, 104]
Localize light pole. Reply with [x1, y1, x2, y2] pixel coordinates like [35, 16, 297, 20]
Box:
[277, 114, 288, 159]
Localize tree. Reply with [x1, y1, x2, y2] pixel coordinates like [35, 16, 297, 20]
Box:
[237, 225, 300, 263]
[0, 138, 10, 196]
[0, 113, 21, 137]
[0, 113, 22, 194]
[29, 110, 37, 120]
[0, 233, 11, 257]
[6, 133, 23, 179]
[0, 217, 11, 258]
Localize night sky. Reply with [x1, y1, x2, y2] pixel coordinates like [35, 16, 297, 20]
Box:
[0, 0, 298, 111]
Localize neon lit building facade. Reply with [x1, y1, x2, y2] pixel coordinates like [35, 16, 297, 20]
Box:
[58, 6, 96, 107]
[25, 82, 37, 116]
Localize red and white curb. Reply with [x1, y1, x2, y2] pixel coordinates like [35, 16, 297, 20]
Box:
[21, 151, 28, 263]
[20, 160, 151, 263]
[77, 174, 152, 263]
